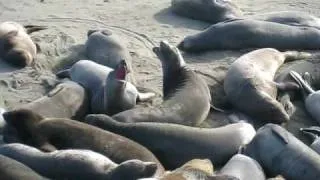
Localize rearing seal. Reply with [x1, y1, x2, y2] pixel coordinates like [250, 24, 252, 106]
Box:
[56, 60, 155, 115]
[112, 41, 211, 126]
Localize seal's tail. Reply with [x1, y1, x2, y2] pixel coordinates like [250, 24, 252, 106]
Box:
[56, 69, 70, 79]
[283, 51, 312, 62]
[24, 25, 47, 34]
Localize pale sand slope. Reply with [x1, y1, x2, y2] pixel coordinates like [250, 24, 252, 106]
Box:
[0, 0, 320, 142]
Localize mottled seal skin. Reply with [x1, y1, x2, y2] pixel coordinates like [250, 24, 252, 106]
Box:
[300, 126, 320, 154]
[85, 29, 136, 84]
[2, 109, 165, 177]
[275, 59, 320, 118]
[0, 154, 48, 180]
[224, 48, 310, 124]
[217, 154, 265, 180]
[290, 70, 320, 124]
[243, 123, 320, 180]
[249, 11, 320, 29]
[85, 114, 256, 170]
[56, 60, 155, 115]
[144, 159, 239, 180]
[16, 80, 88, 120]
[0, 143, 157, 180]
[112, 41, 211, 126]
[0, 21, 46, 67]
[171, 0, 242, 24]
[178, 19, 320, 52]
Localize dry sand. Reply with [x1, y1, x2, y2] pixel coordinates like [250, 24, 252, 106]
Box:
[0, 0, 320, 142]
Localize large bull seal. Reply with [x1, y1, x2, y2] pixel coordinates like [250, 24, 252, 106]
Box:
[85, 29, 136, 84]
[0, 143, 157, 180]
[171, 0, 242, 24]
[0, 154, 48, 180]
[243, 123, 320, 180]
[84, 114, 256, 170]
[2, 109, 165, 177]
[178, 19, 320, 52]
[15, 80, 88, 120]
[56, 60, 155, 115]
[0, 21, 46, 67]
[224, 48, 310, 125]
[112, 41, 211, 126]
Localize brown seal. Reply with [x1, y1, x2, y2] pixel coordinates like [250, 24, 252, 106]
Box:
[0, 21, 46, 67]
[2, 109, 165, 177]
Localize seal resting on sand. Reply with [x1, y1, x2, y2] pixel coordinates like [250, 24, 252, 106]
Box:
[224, 48, 311, 125]
[0, 143, 157, 180]
[0, 21, 46, 67]
[2, 109, 165, 177]
[112, 41, 211, 126]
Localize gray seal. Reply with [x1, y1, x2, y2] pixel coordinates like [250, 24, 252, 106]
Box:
[0, 143, 158, 180]
[84, 114, 256, 170]
[274, 59, 320, 119]
[0, 154, 48, 180]
[243, 123, 320, 180]
[85, 29, 136, 84]
[15, 80, 89, 120]
[0, 21, 46, 67]
[56, 60, 155, 115]
[300, 126, 320, 154]
[178, 19, 320, 52]
[171, 0, 242, 24]
[2, 109, 165, 177]
[289, 70, 320, 124]
[217, 154, 265, 180]
[248, 11, 320, 29]
[112, 41, 211, 126]
[224, 48, 310, 124]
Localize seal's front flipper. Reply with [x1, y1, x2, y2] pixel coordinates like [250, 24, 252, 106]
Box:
[278, 93, 296, 116]
[290, 71, 315, 98]
[137, 92, 156, 102]
[38, 142, 57, 152]
[55, 69, 71, 79]
[24, 25, 47, 34]
[271, 126, 290, 144]
[275, 81, 300, 91]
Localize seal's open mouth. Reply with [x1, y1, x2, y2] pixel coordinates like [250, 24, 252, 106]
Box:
[115, 60, 128, 80]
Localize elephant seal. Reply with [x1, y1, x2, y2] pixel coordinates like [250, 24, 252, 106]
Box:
[217, 154, 265, 180]
[15, 80, 88, 120]
[248, 11, 320, 29]
[84, 114, 256, 169]
[0, 21, 46, 67]
[178, 19, 320, 52]
[243, 123, 320, 180]
[56, 60, 155, 115]
[224, 48, 310, 124]
[0, 143, 157, 180]
[290, 70, 320, 124]
[85, 29, 135, 84]
[171, 0, 242, 24]
[0, 154, 48, 180]
[112, 41, 211, 126]
[300, 126, 320, 154]
[275, 59, 320, 120]
[2, 109, 165, 177]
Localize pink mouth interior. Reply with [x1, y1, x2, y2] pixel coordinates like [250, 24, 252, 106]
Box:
[115, 65, 127, 80]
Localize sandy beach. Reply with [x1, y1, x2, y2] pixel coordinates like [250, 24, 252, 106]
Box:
[1, 0, 320, 142]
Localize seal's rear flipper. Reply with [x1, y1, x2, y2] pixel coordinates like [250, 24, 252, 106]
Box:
[289, 71, 315, 96]
[137, 92, 156, 102]
[24, 25, 47, 34]
[300, 126, 320, 141]
[56, 69, 71, 79]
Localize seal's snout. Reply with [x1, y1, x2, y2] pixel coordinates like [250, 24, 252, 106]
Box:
[142, 162, 158, 176]
[115, 60, 128, 80]
[5, 49, 31, 67]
